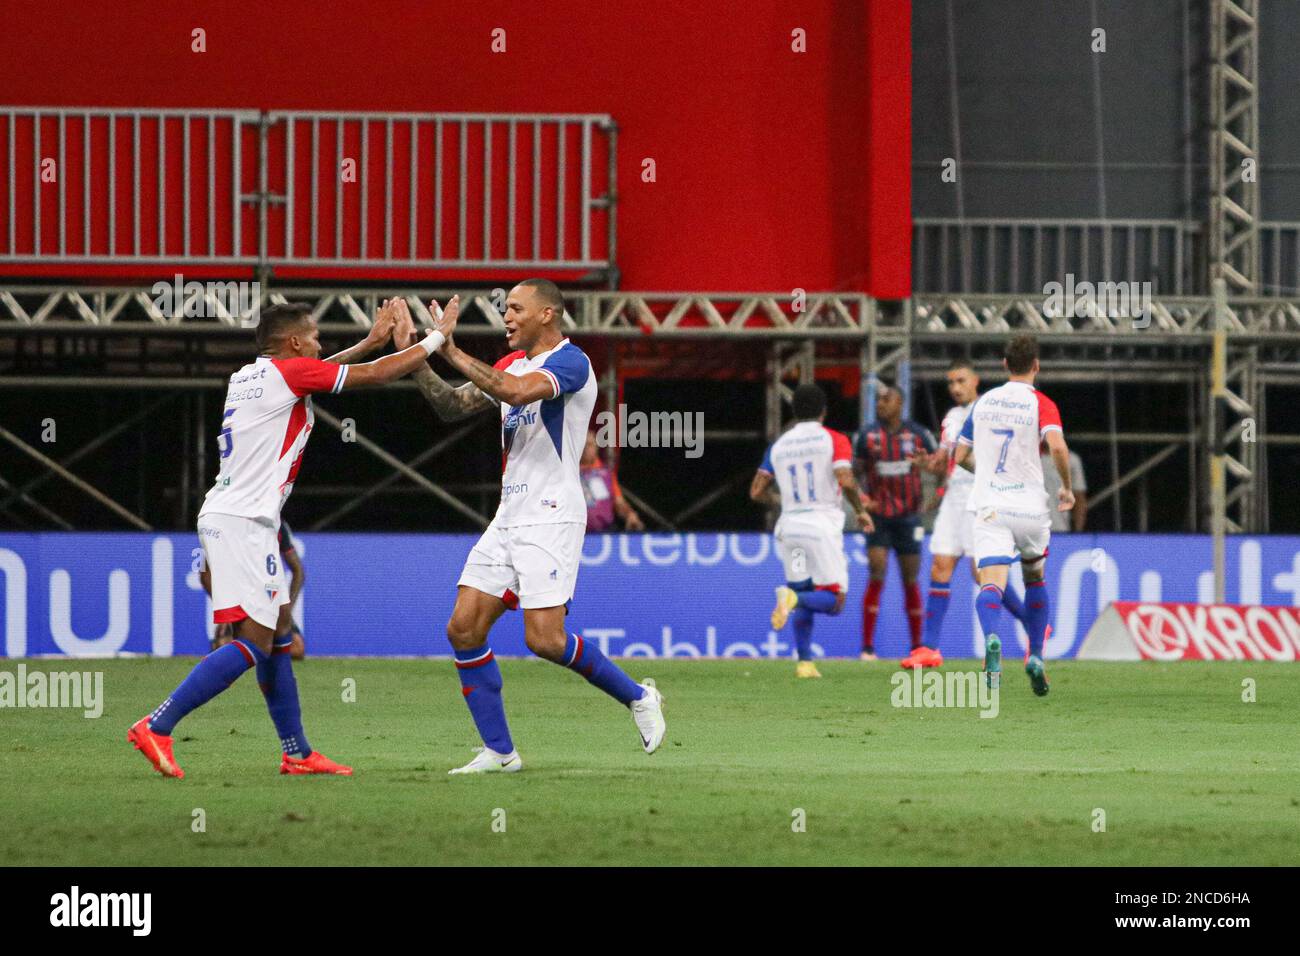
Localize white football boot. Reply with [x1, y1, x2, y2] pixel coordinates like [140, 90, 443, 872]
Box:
[631, 680, 667, 754]
[448, 747, 523, 775]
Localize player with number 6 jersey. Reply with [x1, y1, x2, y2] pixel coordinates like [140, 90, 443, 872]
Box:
[128, 298, 455, 780]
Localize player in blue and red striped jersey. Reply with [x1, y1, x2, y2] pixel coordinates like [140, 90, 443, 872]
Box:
[127, 298, 453, 779]
[953, 333, 1073, 696]
[853, 385, 937, 660]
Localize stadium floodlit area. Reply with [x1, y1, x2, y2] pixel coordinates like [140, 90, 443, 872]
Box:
[2, 0, 1300, 904]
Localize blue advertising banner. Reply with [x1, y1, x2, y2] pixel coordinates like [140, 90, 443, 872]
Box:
[1, 532, 1298, 660]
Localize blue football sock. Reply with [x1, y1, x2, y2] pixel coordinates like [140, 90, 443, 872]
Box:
[258, 639, 311, 758]
[795, 589, 839, 614]
[1002, 586, 1027, 624]
[1024, 581, 1051, 657]
[975, 584, 1005, 642]
[454, 646, 514, 755]
[149, 639, 264, 735]
[561, 633, 644, 706]
[924, 583, 951, 648]
[791, 606, 814, 661]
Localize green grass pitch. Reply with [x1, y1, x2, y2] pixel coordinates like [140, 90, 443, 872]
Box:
[3, 658, 1298, 866]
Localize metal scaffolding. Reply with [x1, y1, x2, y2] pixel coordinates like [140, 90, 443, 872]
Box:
[1209, 0, 1261, 295]
[3, 284, 1298, 534]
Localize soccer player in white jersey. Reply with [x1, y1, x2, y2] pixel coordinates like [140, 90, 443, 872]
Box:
[953, 333, 1074, 696]
[750, 384, 873, 678]
[907, 359, 1029, 669]
[395, 279, 665, 774]
[128, 298, 456, 778]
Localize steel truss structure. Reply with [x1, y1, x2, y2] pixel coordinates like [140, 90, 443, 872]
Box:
[1209, 0, 1260, 295]
[3, 285, 1298, 535]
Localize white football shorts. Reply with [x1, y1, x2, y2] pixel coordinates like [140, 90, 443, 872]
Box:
[458, 520, 585, 610]
[971, 505, 1052, 569]
[197, 512, 288, 630]
[930, 493, 975, 558]
[774, 511, 850, 594]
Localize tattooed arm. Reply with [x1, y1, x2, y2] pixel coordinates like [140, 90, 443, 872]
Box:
[410, 365, 499, 421]
[390, 297, 498, 421]
[427, 296, 556, 407]
[436, 345, 554, 407]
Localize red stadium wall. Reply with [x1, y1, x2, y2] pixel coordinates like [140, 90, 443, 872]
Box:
[0, 0, 910, 296]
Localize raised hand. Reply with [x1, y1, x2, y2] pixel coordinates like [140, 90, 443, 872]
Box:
[430, 295, 460, 351]
[392, 296, 417, 350]
[369, 297, 397, 347]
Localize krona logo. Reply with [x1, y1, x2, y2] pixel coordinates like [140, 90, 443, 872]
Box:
[1123, 602, 1300, 661]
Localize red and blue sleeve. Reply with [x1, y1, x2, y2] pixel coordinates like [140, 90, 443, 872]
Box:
[1036, 392, 1063, 437]
[829, 429, 853, 469]
[958, 403, 977, 445]
[538, 345, 591, 399]
[272, 357, 348, 397]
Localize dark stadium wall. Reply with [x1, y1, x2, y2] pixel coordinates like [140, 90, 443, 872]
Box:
[0, 0, 911, 296]
[912, 0, 1300, 221]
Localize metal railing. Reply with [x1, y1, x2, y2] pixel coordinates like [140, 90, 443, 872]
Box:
[0, 106, 618, 281]
[0, 107, 259, 264]
[1258, 222, 1300, 297]
[913, 218, 1201, 295]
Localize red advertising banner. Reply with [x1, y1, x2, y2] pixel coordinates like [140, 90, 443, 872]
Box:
[1080, 601, 1300, 662]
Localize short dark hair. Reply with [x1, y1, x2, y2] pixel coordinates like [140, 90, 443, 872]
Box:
[516, 278, 566, 318]
[255, 302, 313, 353]
[792, 383, 826, 421]
[1004, 333, 1039, 374]
[948, 358, 975, 373]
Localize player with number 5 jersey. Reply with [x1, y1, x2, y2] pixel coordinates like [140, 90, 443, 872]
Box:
[954, 332, 1074, 698]
[128, 298, 456, 780]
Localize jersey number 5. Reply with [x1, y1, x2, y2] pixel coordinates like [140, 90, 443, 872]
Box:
[217, 408, 235, 459]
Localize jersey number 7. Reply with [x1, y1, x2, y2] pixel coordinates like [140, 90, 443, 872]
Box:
[992, 427, 1014, 473]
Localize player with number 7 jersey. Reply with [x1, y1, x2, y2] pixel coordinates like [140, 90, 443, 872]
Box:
[954, 332, 1073, 699]
[127, 298, 455, 780]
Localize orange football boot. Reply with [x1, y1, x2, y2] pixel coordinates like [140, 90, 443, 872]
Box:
[902, 645, 944, 669]
[127, 716, 185, 779]
[280, 751, 353, 776]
